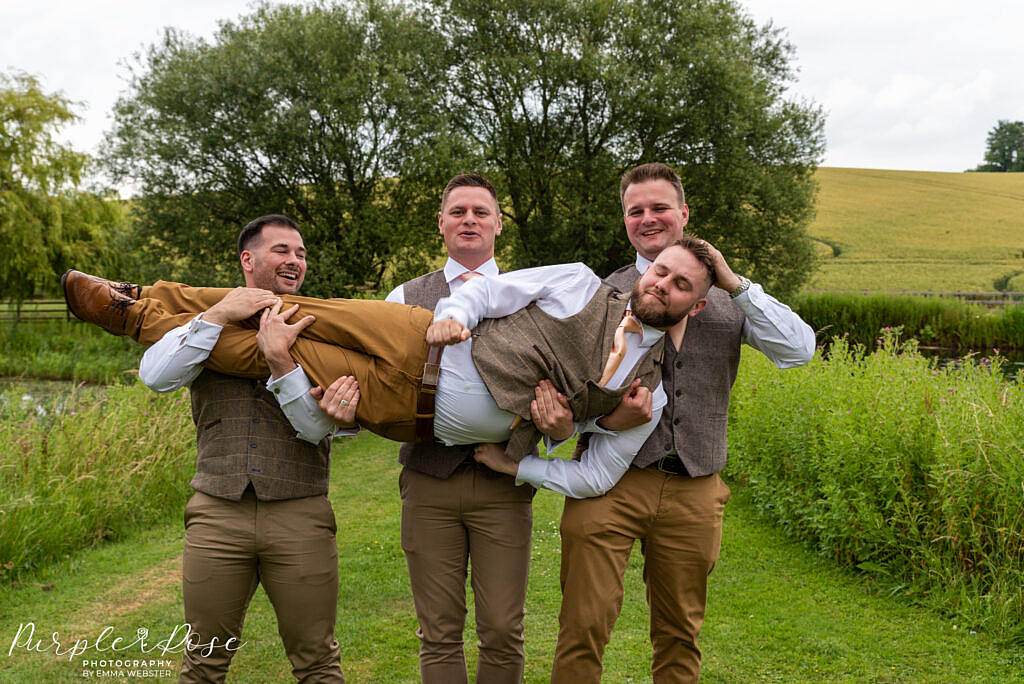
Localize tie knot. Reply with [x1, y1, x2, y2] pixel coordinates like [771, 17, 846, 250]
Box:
[620, 310, 643, 336]
[458, 271, 482, 282]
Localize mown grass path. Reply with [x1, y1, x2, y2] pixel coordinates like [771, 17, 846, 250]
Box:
[2, 434, 1021, 682]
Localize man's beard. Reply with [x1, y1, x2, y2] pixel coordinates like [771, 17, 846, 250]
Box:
[629, 282, 688, 328]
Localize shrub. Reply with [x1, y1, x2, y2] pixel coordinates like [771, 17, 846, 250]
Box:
[0, 380, 194, 581]
[727, 332, 1024, 636]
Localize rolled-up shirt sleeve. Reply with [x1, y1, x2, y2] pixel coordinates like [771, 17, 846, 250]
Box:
[734, 283, 816, 368]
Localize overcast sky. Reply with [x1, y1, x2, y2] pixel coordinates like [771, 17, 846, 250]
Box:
[3, 0, 1022, 173]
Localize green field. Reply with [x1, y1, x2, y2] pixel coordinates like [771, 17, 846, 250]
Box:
[807, 168, 1024, 292]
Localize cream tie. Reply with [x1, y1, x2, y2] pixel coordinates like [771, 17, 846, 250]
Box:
[598, 310, 644, 386]
[457, 271, 482, 282]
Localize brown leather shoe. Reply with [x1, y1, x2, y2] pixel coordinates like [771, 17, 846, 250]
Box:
[61, 269, 136, 335]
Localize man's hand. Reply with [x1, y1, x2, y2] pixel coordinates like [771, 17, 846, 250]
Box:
[698, 239, 742, 294]
[530, 379, 575, 442]
[203, 287, 280, 326]
[256, 299, 315, 378]
[310, 376, 360, 428]
[425, 317, 471, 346]
[473, 442, 518, 477]
[596, 379, 653, 432]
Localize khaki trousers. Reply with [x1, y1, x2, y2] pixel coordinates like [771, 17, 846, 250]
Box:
[400, 464, 534, 684]
[132, 282, 434, 442]
[179, 489, 343, 683]
[551, 467, 731, 684]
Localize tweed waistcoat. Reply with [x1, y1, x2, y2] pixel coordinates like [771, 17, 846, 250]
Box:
[189, 369, 332, 501]
[472, 283, 664, 460]
[397, 270, 475, 478]
[605, 265, 744, 476]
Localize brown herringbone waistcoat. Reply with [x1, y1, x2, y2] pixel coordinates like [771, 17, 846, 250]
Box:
[189, 369, 332, 501]
[605, 265, 744, 476]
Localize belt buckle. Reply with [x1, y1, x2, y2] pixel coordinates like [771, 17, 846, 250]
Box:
[656, 454, 681, 475]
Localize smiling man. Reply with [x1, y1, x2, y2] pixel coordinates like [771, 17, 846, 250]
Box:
[550, 163, 816, 684]
[117, 215, 350, 682]
[381, 173, 531, 684]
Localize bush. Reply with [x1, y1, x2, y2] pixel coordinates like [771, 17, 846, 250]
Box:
[727, 332, 1024, 636]
[793, 292, 1024, 350]
[0, 380, 194, 581]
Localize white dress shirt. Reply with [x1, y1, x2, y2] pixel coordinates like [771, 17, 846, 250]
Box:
[631, 254, 816, 368]
[275, 260, 667, 498]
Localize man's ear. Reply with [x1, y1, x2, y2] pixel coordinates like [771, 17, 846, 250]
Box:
[688, 298, 707, 317]
[240, 250, 254, 274]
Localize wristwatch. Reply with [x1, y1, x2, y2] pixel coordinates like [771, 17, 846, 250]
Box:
[729, 276, 751, 298]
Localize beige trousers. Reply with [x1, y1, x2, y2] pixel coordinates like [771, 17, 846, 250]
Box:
[178, 489, 344, 683]
[551, 467, 731, 684]
[399, 464, 534, 683]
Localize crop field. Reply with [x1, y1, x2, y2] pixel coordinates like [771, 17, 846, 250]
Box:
[807, 168, 1024, 292]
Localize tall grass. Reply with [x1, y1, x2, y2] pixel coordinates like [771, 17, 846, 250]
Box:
[0, 320, 143, 384]
[727, 332, 1024, 638]
[0, 381, 194, 581]
[794, 291, 1024, 350]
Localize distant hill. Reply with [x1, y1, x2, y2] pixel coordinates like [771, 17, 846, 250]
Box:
[806, 168, 1024, 292]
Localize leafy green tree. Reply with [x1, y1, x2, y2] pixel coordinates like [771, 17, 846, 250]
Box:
[105, 1, 458, 297]
[0, 72, 123, 305]
[974, 120, 1024, 172]
[430, 0, 825, 295]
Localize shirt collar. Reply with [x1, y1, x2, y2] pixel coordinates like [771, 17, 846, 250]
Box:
[444, 257, 499, 284]
[634, 252, 653, 274]
[623, 299, 665, 348]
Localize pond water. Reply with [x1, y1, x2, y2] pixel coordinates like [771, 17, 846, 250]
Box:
[918, 347, 1024, 380]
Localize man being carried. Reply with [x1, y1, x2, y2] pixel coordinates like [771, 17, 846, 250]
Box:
[62, 234, 716, 491]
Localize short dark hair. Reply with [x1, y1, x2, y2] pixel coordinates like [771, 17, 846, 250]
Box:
[440, 173, 499, 212]
[237, 214, 301, 254]
[670, 234, 717, 290]
[619, 163, 685, 210]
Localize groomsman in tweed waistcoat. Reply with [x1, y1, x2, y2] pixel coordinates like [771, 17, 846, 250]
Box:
[382, 173, 534, 683]
[550, 163, 816, 683]
[136, 215, 351, 682]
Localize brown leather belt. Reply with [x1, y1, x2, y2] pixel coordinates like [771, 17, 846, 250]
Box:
[415, 345, 444, 442]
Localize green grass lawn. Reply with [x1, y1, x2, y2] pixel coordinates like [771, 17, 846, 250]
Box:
[2, 433, 1021, 682]
[808, 168, 1024, 292]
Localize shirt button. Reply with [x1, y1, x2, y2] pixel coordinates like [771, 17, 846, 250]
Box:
[273, 388, 280, 394]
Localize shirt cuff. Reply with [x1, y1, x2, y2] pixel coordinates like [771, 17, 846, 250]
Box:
[266, 364, 315, 405]
[515, 455, 549, 488]
[184, 316, 223, 351]
[433, 307, 471, 328]
[580, 416, 617, 435]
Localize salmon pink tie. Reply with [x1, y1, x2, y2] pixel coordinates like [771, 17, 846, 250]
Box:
[598, 310, 644, 386]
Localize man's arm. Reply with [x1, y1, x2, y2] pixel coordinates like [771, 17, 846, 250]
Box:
[433, 263, 601, 331]
[701, 239, 815, 368]
[139, 287, 279, 392]
[475, 405, 663, 499]
[257, 300, 359, 443]
[475, 383, 666, 498]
